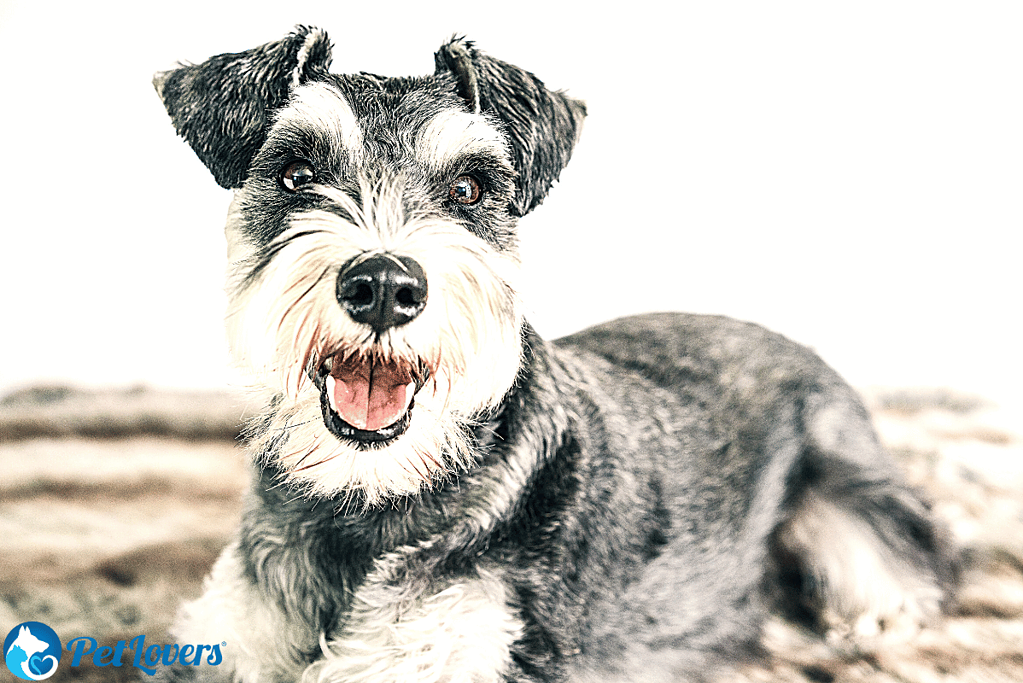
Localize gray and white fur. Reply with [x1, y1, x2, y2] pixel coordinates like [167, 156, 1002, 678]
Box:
[152, 26, 955, 683]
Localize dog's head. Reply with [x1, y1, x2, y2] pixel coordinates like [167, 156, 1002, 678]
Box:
[155, 26, 585, 505]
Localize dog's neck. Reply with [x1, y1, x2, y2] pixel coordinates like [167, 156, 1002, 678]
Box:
[237, 322, 575, 632]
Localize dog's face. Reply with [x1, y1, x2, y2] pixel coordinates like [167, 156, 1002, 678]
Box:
[155, 27, 585, 505]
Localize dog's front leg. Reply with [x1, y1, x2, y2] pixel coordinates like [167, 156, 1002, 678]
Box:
[153, 540, 317, 682]
[304, 567, 523, 683]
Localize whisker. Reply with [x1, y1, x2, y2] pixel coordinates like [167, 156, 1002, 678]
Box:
[290, 434, 325, 472]
[272, 418, 319, 433]
[243, 228, 331, 287]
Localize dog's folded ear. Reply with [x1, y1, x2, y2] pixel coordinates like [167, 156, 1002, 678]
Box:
[154, 26, 333, 189]
[435, 39, 587, 217]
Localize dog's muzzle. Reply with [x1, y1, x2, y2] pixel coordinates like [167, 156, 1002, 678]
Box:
[313, 254, 430, 446]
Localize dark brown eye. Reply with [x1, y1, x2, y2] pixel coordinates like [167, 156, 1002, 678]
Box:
[281, 161, 315, 191]
[449, 175, 482, 205]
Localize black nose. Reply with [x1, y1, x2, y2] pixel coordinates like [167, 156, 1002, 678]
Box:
[336, 254, 428, 331]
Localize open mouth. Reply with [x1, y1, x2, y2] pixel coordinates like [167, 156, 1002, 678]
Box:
[312, 352, 428, 446]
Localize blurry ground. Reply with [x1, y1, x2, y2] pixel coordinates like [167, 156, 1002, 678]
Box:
[1, 385, 1020, 682]
[0, 387, 249, 682]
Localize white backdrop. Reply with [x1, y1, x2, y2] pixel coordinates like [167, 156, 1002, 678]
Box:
[0, 1, 1019, 411]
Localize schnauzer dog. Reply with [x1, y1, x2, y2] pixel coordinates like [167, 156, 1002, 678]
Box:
[153, 26, 953, 682]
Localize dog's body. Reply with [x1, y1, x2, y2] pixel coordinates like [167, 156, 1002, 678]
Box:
[154, 27, 953, 682]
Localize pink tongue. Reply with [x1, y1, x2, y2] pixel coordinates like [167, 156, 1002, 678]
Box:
[332, 357, 414, 431]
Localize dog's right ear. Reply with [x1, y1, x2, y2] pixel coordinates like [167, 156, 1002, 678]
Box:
[154, 26, 332, 189]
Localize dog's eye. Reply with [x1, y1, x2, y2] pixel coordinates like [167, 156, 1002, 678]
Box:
[449, 175, 482, 205]
[281, 161, 315, 191]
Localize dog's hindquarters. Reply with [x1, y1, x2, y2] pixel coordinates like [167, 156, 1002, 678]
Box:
[556, 312, 954, 649]
[770, 385, 954, 636]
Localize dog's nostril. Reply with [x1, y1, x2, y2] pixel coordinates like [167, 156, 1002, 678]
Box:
[336, 255, 428, 331]
[344, 282, 375, 307]
[395, 286, 421, 306]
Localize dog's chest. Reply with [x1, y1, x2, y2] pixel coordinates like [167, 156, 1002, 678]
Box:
[305, 570, 523, 683]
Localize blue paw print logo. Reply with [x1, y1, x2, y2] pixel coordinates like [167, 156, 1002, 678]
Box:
[4, 622, 62, 681]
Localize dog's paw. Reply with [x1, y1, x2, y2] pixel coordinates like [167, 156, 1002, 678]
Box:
[821, 583, 941, 645]
[778, 492, 946, 644]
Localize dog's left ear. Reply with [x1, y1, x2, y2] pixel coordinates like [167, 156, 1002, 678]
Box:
[154, 26, 333, 189]
[435, 39, 586, 217]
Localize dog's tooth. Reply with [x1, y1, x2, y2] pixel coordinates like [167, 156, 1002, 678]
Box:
[325, 374, 338, 413]
[323, 356, 334, 373]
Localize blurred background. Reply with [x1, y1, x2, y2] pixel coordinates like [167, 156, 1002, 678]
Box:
[1, 3, 1022, 681]
[0, 0, 1020, 412]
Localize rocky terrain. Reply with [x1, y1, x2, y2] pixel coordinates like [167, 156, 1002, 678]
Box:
[1, 384, 1020, 682]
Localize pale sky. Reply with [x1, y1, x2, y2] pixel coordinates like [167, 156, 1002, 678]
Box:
[0, 1, 1020, 411]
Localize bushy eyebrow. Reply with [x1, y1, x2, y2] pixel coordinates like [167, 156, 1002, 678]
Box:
[271, 82, 365, 160]
[414, 109, 511, 173]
